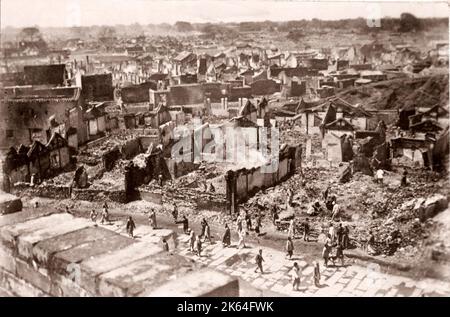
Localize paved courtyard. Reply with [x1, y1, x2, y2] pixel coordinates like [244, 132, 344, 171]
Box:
[100, 219, 450, 297]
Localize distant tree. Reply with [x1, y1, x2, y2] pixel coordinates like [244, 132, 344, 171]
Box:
[97, 26, 116, 39]
[399, 13, 423, 32]
[19, 27, 43, 42]
[286, 30, 305, 42]
[174, 21, 194, 32]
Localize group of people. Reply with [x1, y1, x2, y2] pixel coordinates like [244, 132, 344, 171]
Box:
[290, 261, 321, 291]
[322, 222, 350, 267]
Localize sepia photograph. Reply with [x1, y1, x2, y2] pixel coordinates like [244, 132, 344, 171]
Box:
[0, 0, 449, 300]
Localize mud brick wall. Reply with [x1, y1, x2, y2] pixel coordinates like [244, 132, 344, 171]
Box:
[11, 183, 71, 200]
[0, 211, 239, 297]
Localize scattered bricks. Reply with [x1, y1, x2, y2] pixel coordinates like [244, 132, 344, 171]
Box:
[0, 268, 48, 297]
[52, 234, 133, 276]
[15, 258, 53, 294]
[33, 227, 118, 266]
[16, 217, 94, 260]
[80, 242, 162, 295]
[98, 252, 195, 297]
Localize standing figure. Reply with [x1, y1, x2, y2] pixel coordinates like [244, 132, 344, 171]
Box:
[401, 169, 408, 187]
[336, 223, 344, 245]
[342, 226, 350, 249]
[158, 174, 164, 187]
[254, 249, 264, 274]
[126, 216, 136, 238]
[189, 230, 196, 252]
[149, 209, 157, 229]
[288, 218, 295, 239]
[172, 204, 178, 223]
[200, 218, 208, 238]
[90, 209, 98, 222]
[195, 235, 202, 257]
[286, 236, 294, 259]
[162, 238, 169, 252]
[334, 243, 345, 266]
[328, 223, 336, 243]
[254, 214, 262, 236]
[237, 229, 246, 249]
[245, 210, 252, 232]
[303, 218, 310, 242]
[176, 215, 189, 234]
[291, 262, 301, 291]
[376, 169, 384, 184]
[222, 224, 231, 247]
[322, 234, 333, 267]
[100, 205, 109, 224]
[313, 261, 321, 287]
[203, 221, 212, 243]
[271, 206, 279, 225]
[331, 201, 340, 221]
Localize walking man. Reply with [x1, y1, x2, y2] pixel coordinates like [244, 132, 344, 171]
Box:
[162, 238, 169, 252]
[149, 209, 157, 229]
[203, 221, 212, 243]
[100, 205, 109, 224]
[336, 223, 344, 245]
[288, 218, 295, 239]
[200, 218, 207, 238]
[237, 229, 246, 249]
[286, 236, 294, 259]
[189, 230, 196, 252]
[291, 262, 301, 291]
[126, 216, 136, 238]
[303, 218, 310, 242]
[195, 235, 202, 257]
[222, 224, 231, 247]
[313, 261, 321, 287]
[331, 201, 340, 221]
[172, 204, 178, 223]
[176, 215, 189, 234]
[90, 209, 98, 222]
[254, 249, 264, 274]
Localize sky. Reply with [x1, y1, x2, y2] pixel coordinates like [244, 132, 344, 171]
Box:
[1, 0, 448, 28]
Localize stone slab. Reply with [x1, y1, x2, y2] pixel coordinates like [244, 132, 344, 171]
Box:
[80, 242, 163, 295]
[33, 226, 118, 266]
[98, 253, 195, 296]
[143, 269, 239, 297]
[52, 234, 133, 275]
[17, 217, 94, 259]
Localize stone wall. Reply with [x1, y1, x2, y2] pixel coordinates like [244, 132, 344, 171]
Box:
[11, 183, 71, 200]
[71, 188, 127, 204]
[0, 211, 239, 297]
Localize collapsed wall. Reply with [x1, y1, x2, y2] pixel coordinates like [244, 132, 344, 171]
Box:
[225, 144, 302, 213]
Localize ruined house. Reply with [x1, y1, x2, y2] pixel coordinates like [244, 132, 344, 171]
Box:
[81, 73, 114, 102]
[239, 100, 258, 123]
[172, 51, 197, 75]
[0, 86, 84, 149]
[23, 64, 68, 86]
[85, 104, 107, 140]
